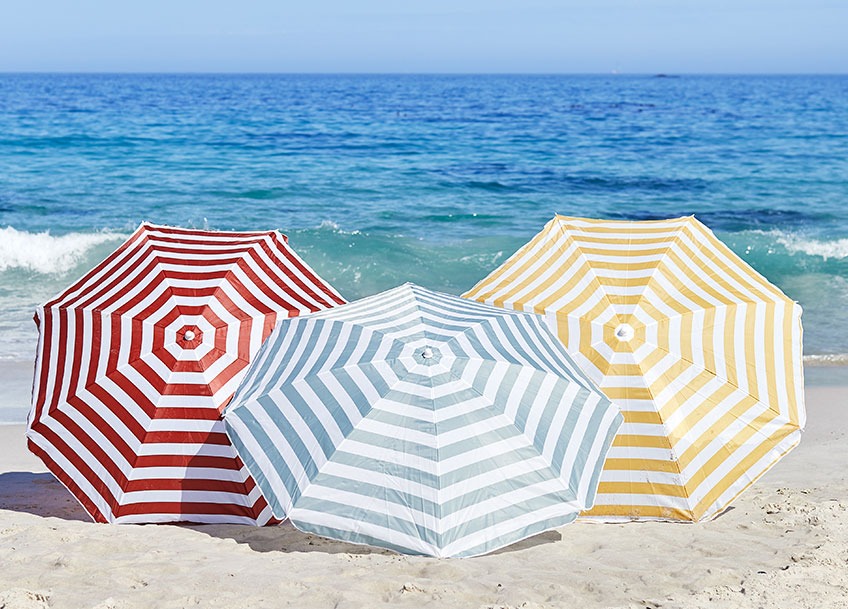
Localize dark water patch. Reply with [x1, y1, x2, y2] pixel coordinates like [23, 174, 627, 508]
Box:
[430, 163, 714, 195]
[227, 188, 291, 201]
[698, 209, 836, 231]
[482, 174, 707, 195]
[562, 175, 710, 193]
[417, 213, 504, 224]
[480, 110, 548, 121]
[440, 161, 513, 174]
[439, 180, 514, 192]
[611, 208, 836, 232]
[0, 134, 161, 149]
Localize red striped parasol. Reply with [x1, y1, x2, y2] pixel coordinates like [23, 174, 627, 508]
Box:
[26, 223, 346, 524]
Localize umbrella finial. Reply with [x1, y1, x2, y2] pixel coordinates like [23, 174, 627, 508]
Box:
[614, 323, 634, 342]
[183, 330, 196, 341]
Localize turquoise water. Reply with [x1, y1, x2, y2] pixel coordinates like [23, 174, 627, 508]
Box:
[1, 74, 847, 386]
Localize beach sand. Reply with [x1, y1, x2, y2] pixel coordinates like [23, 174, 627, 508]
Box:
[1, 385, 846, 609]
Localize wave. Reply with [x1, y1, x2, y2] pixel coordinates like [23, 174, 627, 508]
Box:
[1, 222, 848, 358]
[717, 229, 848, 274]
[0, 227, 127, 274]
[803, 354, 848, 367]
[771, 232, 848, 261]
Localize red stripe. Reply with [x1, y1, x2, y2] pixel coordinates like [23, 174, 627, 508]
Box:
[149, 407, 223, 420]
[48, 308, 70, 418]
[114, 500, 262, 519]
[133, 454, 245, 469]
[145, 224, 276, 241]
[143, 431, 232, 445]
[123, 478, 252, 494]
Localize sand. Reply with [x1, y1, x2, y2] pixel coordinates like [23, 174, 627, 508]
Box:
[1, 385, 846, 609]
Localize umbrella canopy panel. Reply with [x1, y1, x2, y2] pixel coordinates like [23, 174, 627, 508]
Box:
[224, 284, 622, 557]
[464, 215, 805, 522]
[27, 223, 346, 524]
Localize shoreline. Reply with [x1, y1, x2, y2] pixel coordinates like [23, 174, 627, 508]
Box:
[1, 385, 847, 608]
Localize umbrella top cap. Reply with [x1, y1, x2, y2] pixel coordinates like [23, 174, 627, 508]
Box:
[614, 323, 635, 342]
[183, 330, 196, 341]
[413, 345, 442, 366]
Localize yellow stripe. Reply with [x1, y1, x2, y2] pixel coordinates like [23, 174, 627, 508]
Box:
[597, 481, 688, 498]
[703, 305, 717, 374]
[556, 214, 693, 234]
[783, 304, 800, 425]
[620, 410, 664, 425]
[744, 302, 759, 401]
[572, 246, 673, 258]
[593, 273, 657, 286]
[581, 503, 693, 521]
[612, 434, 670, 449]
[603, 458, 679, 473]
[604, 387, 655, 402]
[559, 232, 683, 245]
[723, 304, 738, 387]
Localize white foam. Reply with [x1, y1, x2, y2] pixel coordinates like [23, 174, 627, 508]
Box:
[0, 227, 127, 274]
[772, 232, 848, 261]
[315, 220, 360, 235]
[804, 353, 848, 367]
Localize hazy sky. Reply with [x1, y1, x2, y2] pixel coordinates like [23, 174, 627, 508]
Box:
[0, 1, 845, 73]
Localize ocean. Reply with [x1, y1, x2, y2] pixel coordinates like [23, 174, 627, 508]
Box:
[1, 73, 847, 421]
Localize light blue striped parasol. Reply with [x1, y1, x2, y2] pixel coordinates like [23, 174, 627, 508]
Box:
[223, 283, 622, 557]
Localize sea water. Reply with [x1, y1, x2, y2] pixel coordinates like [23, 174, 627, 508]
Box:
[1, 73, 847, 420]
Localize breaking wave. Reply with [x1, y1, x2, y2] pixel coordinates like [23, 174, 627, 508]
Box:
[0, 227, 127, 274]
[771, 231, 848, 261]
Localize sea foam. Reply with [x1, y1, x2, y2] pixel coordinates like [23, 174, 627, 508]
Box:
[772, 231, 848, 261]
[0, 227, 126, 274]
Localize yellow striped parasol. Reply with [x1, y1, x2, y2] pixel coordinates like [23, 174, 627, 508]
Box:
[463, 215, 805, 522]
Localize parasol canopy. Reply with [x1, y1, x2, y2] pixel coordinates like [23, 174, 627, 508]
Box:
[27, 223, 345, 524]
[464, 215, 805, 522]
[223, 283, 622, 557]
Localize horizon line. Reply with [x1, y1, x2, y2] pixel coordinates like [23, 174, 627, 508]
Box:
[1, 70, 847, 77]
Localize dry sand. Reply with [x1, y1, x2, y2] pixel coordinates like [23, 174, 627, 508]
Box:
[1, 385, 846, 609]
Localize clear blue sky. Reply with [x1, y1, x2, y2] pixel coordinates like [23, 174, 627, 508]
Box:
[0, 1, 845, 73]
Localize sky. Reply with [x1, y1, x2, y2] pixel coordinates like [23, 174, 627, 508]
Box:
[0, 1, 845, 73]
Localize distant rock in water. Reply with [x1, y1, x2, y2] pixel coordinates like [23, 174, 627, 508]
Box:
[654, 73, 679, 78]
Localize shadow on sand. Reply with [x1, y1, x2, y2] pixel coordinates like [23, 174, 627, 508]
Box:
[0, 471, 563, 557]
[186, 521, 562, 557]
[0, 471, 88, 521]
